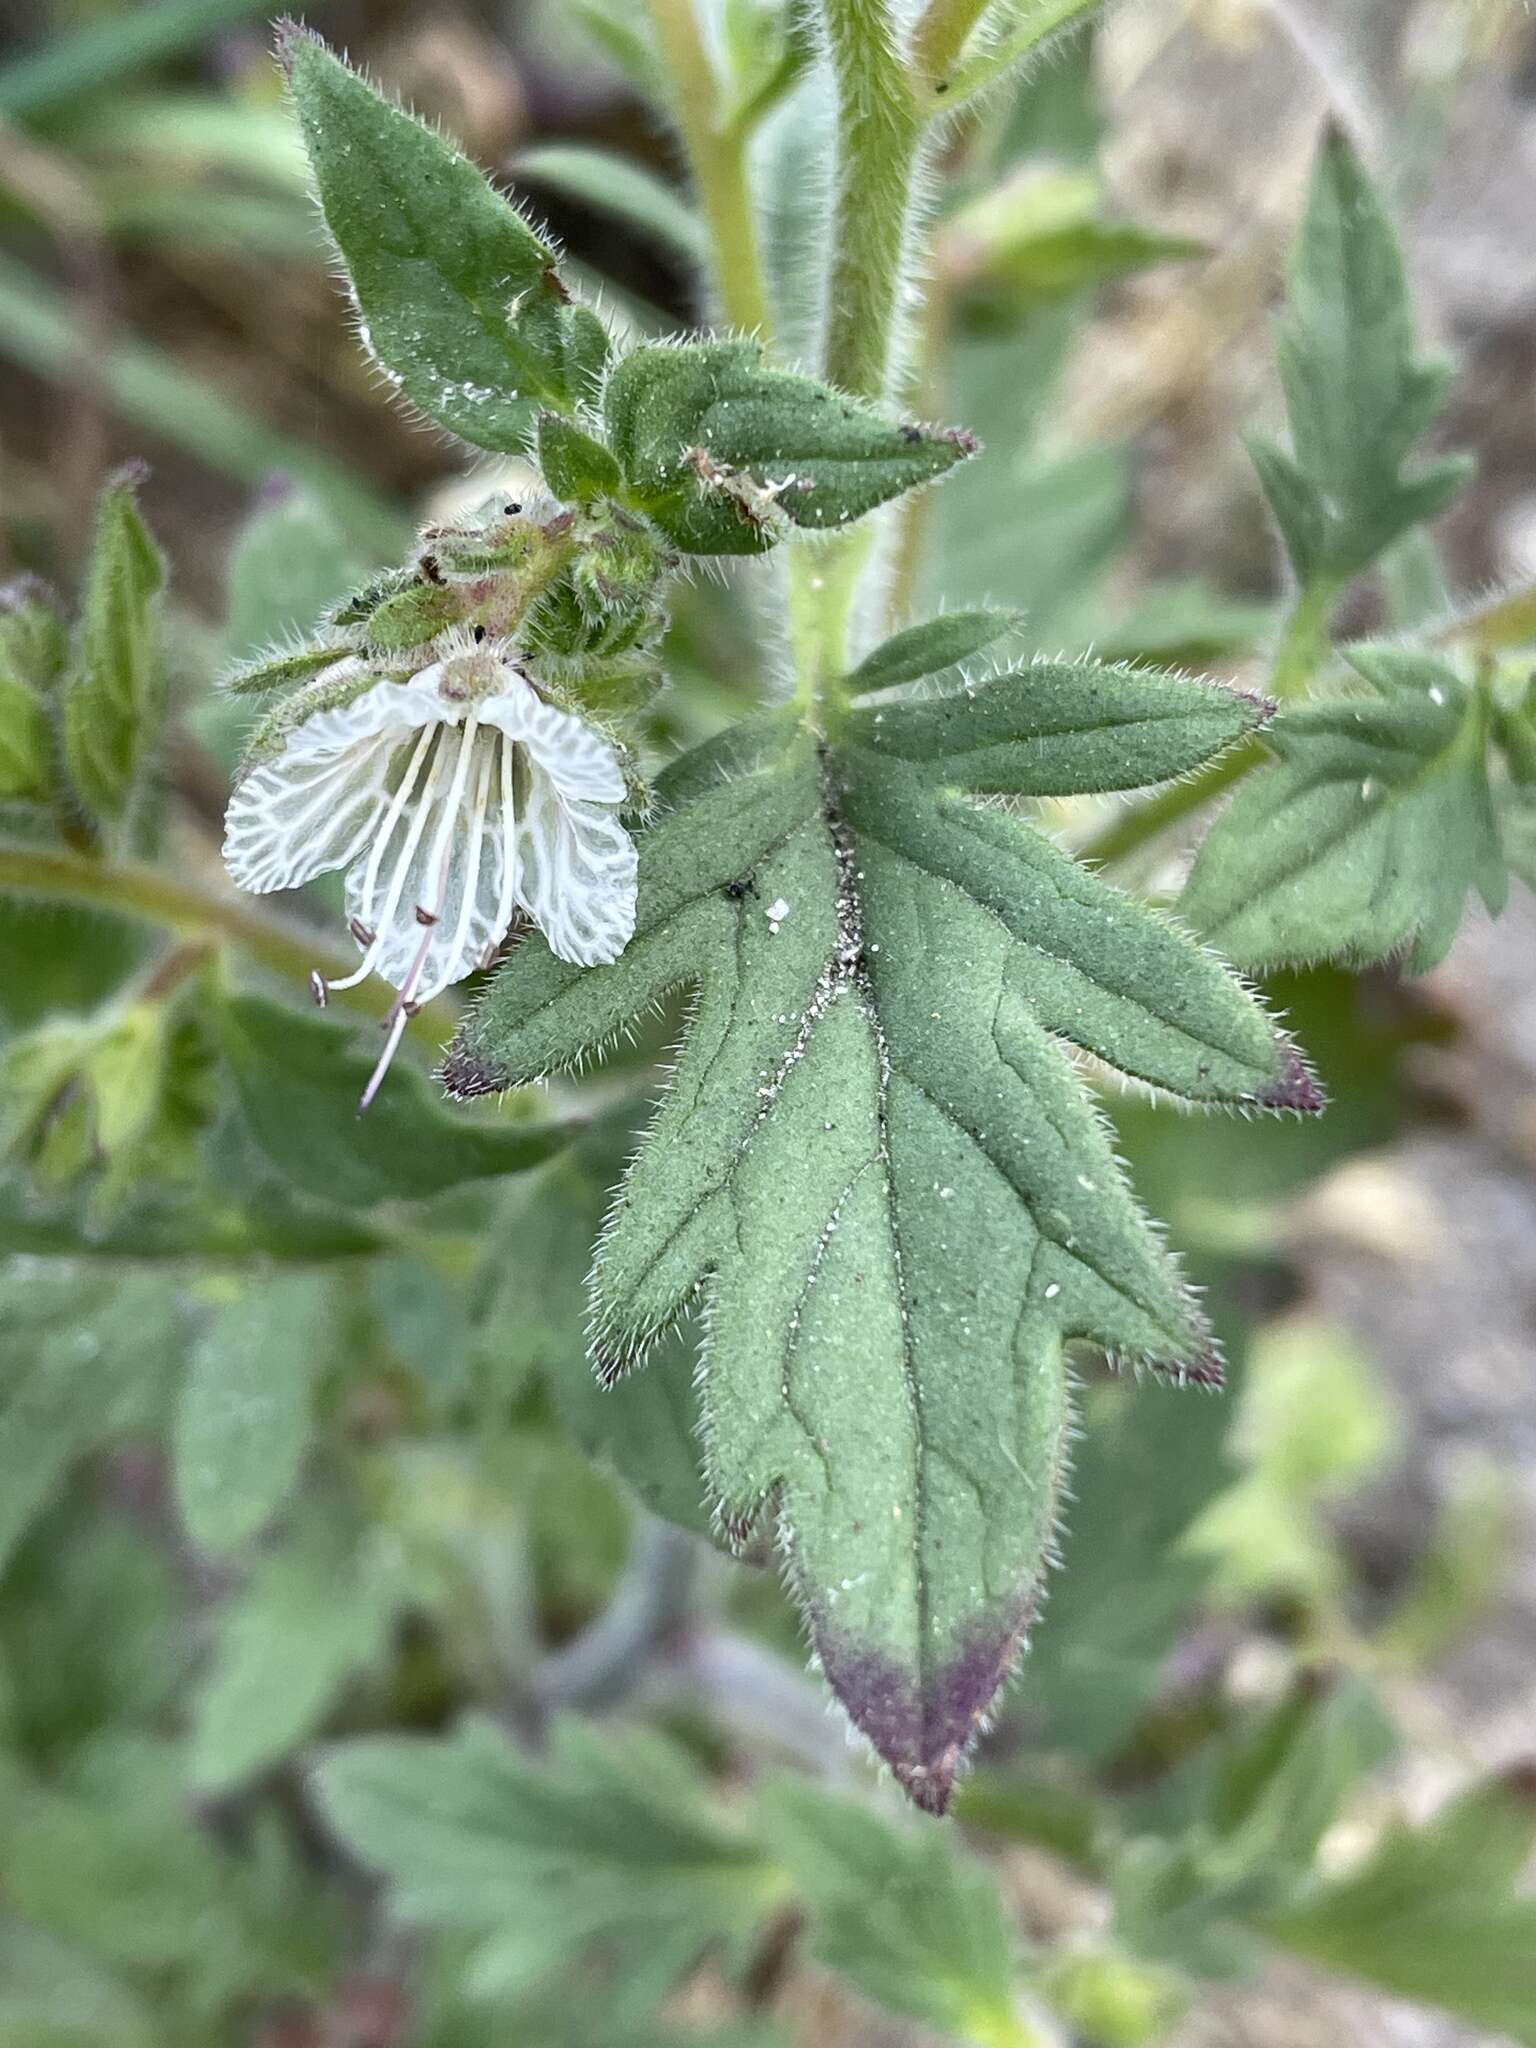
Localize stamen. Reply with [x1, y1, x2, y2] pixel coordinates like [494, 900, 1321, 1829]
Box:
[392, 715, 480, 1010]
[491, 732, 519, 949]
[349, 917, 375, 947]
[417, 733, 494, 1006]
[358, 1007, 410, 1115]
[325, 724, 448, 995]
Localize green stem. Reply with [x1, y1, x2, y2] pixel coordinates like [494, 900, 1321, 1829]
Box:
[821, 0, 921, 402]
[1268, 576, 1338, 701]
[1079, 578, 1338, 869]
[644, 0, 772, 336]
[0, 843, 453, 1045]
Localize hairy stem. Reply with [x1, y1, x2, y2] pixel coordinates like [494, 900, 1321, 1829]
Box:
[644, 0, 773, 336]
[0, 842, 453, 1045]
[821, 0, 921, 402]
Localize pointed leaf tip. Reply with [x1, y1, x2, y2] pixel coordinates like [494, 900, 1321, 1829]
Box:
[437, 1042, 507, 1099]
[1253, 1040, 1326, 1114]
[816, 1602, 1041, 1815]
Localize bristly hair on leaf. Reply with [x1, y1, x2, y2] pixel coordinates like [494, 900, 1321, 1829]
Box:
[446, 658, 1321, 1811]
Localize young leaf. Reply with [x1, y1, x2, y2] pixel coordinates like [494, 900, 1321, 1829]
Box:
[59, 465, 165, 833]
[173, 1271, 335, 1555]
[189, 1516, 404, 1791]
[217, 991, 576, 1208]
[604, 341, 977, 554]
[537, 410, 626, 503]
[315, 1717, 781, 2016]
[446, 661, 1318, 1811]
[844, 609, 1021, 695]
[755, 1779, 1027, 2045]
[1249, 128, 1471, 587]
[1180, 647, 1505, 972]
[1260, 1774, 1536, 2045]
[282, 29, 610, 452]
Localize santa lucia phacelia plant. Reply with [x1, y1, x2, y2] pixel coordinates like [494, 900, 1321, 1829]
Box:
[10, 6, 1536, 1833]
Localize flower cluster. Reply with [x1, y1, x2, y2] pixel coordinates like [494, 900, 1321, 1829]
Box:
[222, 493, 663, 1107]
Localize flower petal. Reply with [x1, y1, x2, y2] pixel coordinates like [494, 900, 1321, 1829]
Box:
[481, 672, 628, 803]
[343, 726, 512, 996]
[517, 765, 638, 967]
[223, 671, 445, 895]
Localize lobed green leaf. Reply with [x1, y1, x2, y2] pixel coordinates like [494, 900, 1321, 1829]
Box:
[1251, 128, 1471, 587]
[1181, 647, 1506, 972]
[315, 1716, 779, 2015]
[447, 665, 1316, 1810]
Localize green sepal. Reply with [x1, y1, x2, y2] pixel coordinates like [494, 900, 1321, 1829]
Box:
[326, 566, 415, 628]
[446, 665, 1316, 1811]
[59, 465, 165, 835]
[282, 29, 610, 452]
[844, 609, 1021, 695]
[219, 639, 355, 696]
[0, 575, 67, 695]
[217, 991, 579, 1208]
[359, 580, 462, 652]
[538, 411, 625, 502]
[603, 340, 978, 554]
[0, 666, 54, 800]
[1254, 127, 1471, 585]
[1181, 646, 1506, 973]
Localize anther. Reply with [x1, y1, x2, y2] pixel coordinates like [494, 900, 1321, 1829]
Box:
[349, 917, 376, 947]
[414, 905, 439, 926]
[309, 971, 328, 1007]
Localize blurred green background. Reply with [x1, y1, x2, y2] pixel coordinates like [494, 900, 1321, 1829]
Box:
[1, 3, 1534, 2046]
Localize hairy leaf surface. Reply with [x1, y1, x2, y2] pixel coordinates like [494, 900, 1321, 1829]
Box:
[448, 659, 1316, 1808]
[60, 467, 164, 834]
[284, 32, 609, 452]
[604, 341, 977, 554]
[1181, 649, 1505, 972]
[1248, 129, 1470, 586]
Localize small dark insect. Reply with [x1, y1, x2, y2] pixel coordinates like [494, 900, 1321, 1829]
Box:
[503, 502, 522, 516]
[472, 624, 486, 643]
[419, 552, 444, 584]
[900, 424, 924, 444]
[723, 876, 756, 901]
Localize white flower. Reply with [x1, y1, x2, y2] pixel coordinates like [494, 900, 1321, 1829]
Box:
[224, 633, 637, 1108]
